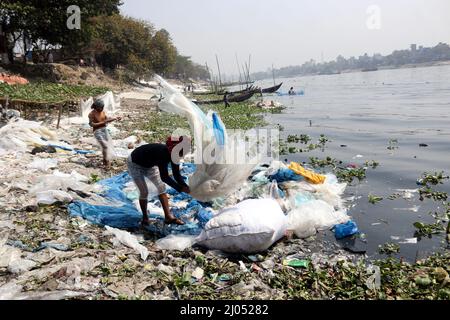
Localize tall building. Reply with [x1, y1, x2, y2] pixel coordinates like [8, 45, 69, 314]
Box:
[411, 44, 417, 52]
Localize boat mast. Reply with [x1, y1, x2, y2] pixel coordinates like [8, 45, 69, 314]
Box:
[215, 54, 223, 91]
[235, 53, 243, 90]
[272, 63, 276, 86]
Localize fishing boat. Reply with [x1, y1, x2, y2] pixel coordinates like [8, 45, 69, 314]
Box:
[276, 90, 305, 96]
[193, 90, 256, 105]
[260, 83, 283, 94]
[361, 68, 378, 72]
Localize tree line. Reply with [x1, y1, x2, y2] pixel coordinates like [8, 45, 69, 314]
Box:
[0, 0, 209, 80]
[252, 43, 450, 80]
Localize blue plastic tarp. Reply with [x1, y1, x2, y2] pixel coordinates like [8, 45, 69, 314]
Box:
[68, 163, 213, 236]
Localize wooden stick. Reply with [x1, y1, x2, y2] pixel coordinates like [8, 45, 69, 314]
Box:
[56, 103, 62, 129]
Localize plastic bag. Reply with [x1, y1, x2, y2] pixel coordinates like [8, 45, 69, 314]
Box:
[334, 220, 359, 239]
[104, 226, 149, 261]
[36, 190, 73, 205]
[27, 158, 58, 172]
[155, 234, 197, 251]
[156, 76, 257, 201]
[196, 198, 287, 253]
[287, 200, 350, 238]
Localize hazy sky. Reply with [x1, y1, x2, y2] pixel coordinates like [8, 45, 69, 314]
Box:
[121, 0, 450, 76]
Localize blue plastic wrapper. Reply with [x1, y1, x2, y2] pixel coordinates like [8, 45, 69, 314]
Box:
[334, 220, 359, 239]
[269, 168, 303, 183]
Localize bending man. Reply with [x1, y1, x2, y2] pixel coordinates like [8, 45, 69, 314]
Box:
[127, 136, 191, 226]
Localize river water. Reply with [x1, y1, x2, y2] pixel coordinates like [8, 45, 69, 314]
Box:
[257, 65, 450, 260]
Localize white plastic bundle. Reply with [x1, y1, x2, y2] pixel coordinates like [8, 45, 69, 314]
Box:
[0, 119, 57, 153]
[155, 75, 258, 201]
[287, 200, 350, 238]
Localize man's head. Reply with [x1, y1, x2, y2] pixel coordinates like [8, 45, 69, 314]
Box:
[166, 135, 191, 157]
[92, 99, 104, 111]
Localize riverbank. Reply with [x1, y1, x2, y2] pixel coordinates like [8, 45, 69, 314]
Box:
[268, 60, 450, 80]
[0, 83, 449, 300]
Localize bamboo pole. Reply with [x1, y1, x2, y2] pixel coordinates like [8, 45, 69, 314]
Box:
[215, 54, 222, 90]
[235, 53, 243, 90]
[272, 64, 276, 86]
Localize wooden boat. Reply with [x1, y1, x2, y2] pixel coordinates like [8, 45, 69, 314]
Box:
[260, 82, 283, 93]
[194, 90, 255, 105]
[362, 68, 378, 72]
[193, 85, 256, 96]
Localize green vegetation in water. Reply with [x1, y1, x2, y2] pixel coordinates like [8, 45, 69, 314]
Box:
[0, 82, 109, 103]
[365, 160, 379, 169]
[413, 222, 445, 238]
[308, 156, 340, 168]
[417, 171, 449, 186]
[378, 243, 400, 255]
[417, 172, 449, 202]
[387, 139, 399, 150]
[283, 134, 331, 154]
[335, 167, 367, 184]
[368, 194, 383, 204]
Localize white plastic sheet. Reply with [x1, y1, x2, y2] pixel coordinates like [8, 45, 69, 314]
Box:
[27, 158, 58, 172]
[155, 76, 258, 201]
[104, 226, 149, 261]
[156, 234, 197, 251]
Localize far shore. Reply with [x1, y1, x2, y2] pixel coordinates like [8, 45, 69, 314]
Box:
[258, 60, 450, 81]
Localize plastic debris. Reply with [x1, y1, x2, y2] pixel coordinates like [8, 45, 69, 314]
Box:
[282, 259, 309, 268]
[334, 220, 359, 239]
[156, 234, 197, 251]
[104, 226, 149, 261]
[192, 267, 204, 280]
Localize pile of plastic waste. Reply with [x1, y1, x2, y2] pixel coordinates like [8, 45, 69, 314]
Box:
[68, 158, 355, 253]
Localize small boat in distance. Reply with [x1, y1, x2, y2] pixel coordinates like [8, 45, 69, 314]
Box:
[361, 68, 378, 72]
[260, 82, 283, 94]
[193, 90, 256, 105]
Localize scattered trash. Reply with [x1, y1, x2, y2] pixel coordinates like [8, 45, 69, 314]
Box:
[156, 234, 197, 251]
[157, 263, 174, 275]
[282, 259, 309, 268]
[239, 261, 248, 272]
[218, 274, 232, 282]
[104, 226, 149, 261]
[192, 267, 204, 280]
[334, 220, 359, 239]
[399, 238, 417, 244]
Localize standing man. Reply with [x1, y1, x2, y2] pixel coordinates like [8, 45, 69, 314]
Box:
[88, 99, 121, 169]
[223, 92, 230, 108]
[127, 136, 191, 226]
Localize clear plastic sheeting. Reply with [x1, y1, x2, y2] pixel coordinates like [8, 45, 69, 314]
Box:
[155, 75, 258, 202]
[35, 190, 73, 205]
[156, 234, 198, 251]
[27, 158, 59, 172]
[0, 118, 57, 154]
[287, 200, 350, 239]
[104, 226, 149, 261]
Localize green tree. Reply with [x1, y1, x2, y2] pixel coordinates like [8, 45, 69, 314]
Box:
[150, 29, 177, 75]
[0, 0, 121, 63]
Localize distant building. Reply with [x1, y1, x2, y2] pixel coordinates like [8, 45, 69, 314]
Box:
[411, 44, 417, 52]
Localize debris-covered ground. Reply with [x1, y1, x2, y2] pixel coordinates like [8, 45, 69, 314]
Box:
[0, 89, 449, 300]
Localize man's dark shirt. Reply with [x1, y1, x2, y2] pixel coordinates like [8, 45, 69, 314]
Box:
[131, 143, 188, 192]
